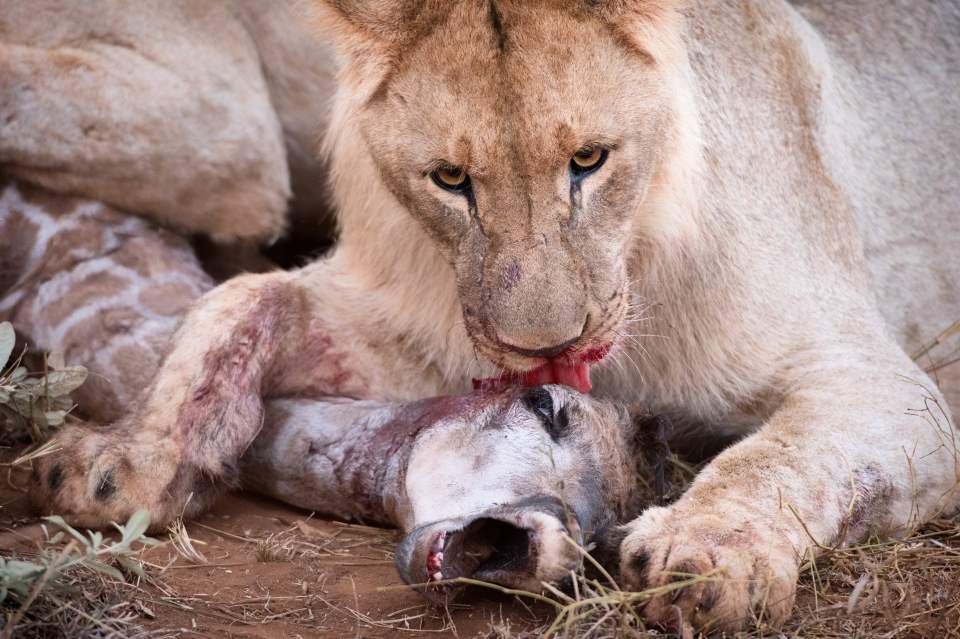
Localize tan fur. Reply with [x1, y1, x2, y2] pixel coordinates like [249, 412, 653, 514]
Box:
[8, 0, 960, 632]
[0, 0, 336, 243]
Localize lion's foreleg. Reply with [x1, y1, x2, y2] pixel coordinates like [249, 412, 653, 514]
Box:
[619, 348, 958, 632]
[30, 259, 391, 530]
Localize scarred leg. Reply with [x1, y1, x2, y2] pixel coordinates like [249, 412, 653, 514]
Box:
[29, 246, 457, 530]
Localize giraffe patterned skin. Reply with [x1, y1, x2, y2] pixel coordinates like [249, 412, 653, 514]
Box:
[0, 178, 213, 423]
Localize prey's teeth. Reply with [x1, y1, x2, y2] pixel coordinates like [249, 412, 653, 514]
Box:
[432, 571, 443, 581]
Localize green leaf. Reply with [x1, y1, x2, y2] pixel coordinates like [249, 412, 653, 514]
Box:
[44, 410, 67, 427]
[47, 351, 66, 371]
[11, 393, 33, 417]
[121, 510, 151, 545]
[2, 559, 47, 580]
[83, 559, 124, 582]
[117, 556, 146, 578]
[41, 367, 88, 397]
[89, 531, 103, 548]
[0, 322, 14, 370]
[44, 515, 92, 548]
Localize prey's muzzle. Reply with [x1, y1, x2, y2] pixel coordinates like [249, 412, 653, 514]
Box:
[395, 495, 584, 600]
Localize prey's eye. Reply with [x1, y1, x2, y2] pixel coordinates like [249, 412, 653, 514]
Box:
[430, 165, 471, 193]
[524, 386, 554, 422]
[570, 145, 608, 178]
[523, 387, 569, 442]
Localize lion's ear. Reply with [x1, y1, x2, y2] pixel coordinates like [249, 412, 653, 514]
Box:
[306, 1, 444, 58]
[585, 0, 687, 63]
[309, 1, 408, 46]
[587, 0, 684, 19]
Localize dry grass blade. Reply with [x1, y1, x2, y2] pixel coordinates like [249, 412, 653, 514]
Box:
[166, 518, 207, 565]
[8, 439, 61, 467]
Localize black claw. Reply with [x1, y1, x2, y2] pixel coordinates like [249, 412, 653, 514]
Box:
[700, 584, 720, 612]
[95, 469, 117, 501]
[629, 549, 651, 583]
[48, 463, 64, 493]
[668, 562, 699, 602]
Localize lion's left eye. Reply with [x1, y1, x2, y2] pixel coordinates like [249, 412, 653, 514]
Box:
[570, 145, 608, 177]
[430, 165, 471, 193]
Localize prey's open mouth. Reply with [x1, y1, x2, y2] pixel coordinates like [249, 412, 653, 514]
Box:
[473, 345, 610, 395]
[425, 519, 534, 584]
[395, 498, 584, 599]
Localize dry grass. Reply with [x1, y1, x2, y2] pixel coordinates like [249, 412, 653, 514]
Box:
[4, 496, 959, 638]
[786, 518, 960, 638]
[450, 513, 960, 639]
[190, 517, 398, 564]
[0, 511, 168, 638]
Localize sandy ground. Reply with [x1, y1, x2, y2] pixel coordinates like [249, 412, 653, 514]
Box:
[3, 445, 959, 638]
[0, 457, 545, 638]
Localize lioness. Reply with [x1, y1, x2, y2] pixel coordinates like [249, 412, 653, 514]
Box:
[15, 0, 960, 633]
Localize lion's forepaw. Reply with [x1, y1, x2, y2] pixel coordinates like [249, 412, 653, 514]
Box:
[619, 505, 800, 634]
[30, 423, 216, 532]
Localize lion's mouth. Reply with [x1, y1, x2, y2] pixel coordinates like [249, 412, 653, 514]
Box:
[473, 345, 610, 394]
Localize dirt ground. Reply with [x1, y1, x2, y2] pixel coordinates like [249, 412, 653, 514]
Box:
[2, 445, 959, 639]
[0, 456, 546, 638]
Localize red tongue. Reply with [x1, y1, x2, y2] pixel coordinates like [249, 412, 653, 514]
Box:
[473, 360, 593, 394]
[524, 360, 592, 394]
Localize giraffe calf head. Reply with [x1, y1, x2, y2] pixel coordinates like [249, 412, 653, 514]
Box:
[395, 385, 640, 595]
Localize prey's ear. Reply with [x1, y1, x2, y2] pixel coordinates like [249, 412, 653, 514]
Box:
[585, 0, 689, 19]
[588, 0, 684, 21]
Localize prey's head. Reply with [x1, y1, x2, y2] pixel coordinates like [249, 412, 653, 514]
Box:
[313, 1, 689, 389]
[396, 385, 639, 595]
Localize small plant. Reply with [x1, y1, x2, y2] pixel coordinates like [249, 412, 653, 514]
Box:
[1, 510, 157, 602]
[0, 510, 158, 638]
[0, 321, 87, 443]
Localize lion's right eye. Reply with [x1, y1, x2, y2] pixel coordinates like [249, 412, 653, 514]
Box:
[430, 165, 471, 193]
[570, 145, 609, 178]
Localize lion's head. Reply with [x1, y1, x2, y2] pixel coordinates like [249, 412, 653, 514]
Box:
[313, 1, 695, 391]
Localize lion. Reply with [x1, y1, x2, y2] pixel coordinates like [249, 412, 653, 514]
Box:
[5, 0, 960, 633]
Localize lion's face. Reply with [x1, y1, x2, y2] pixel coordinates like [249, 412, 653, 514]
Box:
[324, 1, 680, 384]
